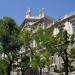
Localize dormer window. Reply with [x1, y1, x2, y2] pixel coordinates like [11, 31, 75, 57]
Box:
[72, 22, 75, 32]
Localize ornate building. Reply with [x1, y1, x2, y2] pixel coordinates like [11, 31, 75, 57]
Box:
[21, 8, 55, 75]
[10, 9, 75, 75]
[21, 8, 54, 30]
[21, 9, 75, 75]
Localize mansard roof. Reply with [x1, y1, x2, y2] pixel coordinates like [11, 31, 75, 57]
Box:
[21, 15, 54, 27]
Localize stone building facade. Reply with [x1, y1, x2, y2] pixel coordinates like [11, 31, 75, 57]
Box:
[21, 9, 75, 75]
[9, 9, 75, 75]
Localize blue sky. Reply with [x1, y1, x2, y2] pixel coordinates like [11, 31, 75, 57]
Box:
[0, 0, 75, 25]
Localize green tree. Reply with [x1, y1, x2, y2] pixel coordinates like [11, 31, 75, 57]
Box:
[51, 21, 75, 75]
[20, 25, 53, 75]
[0, 17, 22, 75]
[19, 29, 33, 74]
[32, 27, 53, 75]
[34, 21, 74, 75]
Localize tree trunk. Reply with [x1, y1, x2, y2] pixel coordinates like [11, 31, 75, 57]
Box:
[7, 61, 13, 75]
[61, 48, 68, 75]
[63, 30, 68, 75]
[21, 67, 24, 75]
[48, 65, 50, 75]
[40, 67, 42, 75]
[64, 49, 68, 75]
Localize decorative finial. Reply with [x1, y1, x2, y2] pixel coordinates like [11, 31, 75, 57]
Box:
[26, 8, 32, 18]
[39, 8, 45, 17]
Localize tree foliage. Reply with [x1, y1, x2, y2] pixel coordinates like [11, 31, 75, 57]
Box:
[0, 17, 23, 75]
